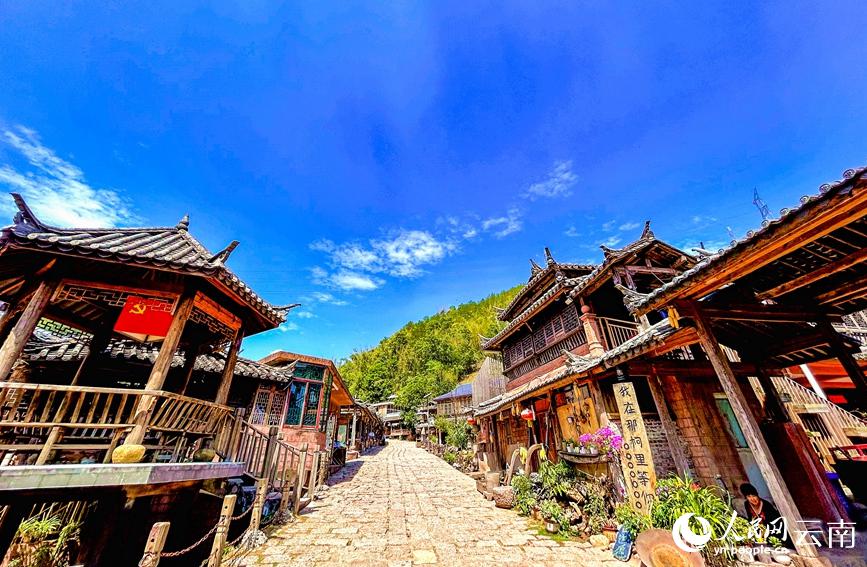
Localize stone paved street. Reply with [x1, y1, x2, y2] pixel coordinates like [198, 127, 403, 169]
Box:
[246, 440, 636, 566]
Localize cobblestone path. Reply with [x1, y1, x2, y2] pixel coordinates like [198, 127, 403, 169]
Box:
[246, 440, 633, 566]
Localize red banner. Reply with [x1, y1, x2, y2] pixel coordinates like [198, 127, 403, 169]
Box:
[114, 295, 174, 340]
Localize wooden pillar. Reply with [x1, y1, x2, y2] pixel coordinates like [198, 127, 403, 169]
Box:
[691, 303, 817, 559]
[293, 443, 308, 515]
[206, 493, 236, 567]
[139, 522, 170, 567]
[0, 280, 58, 381]
[214, 325, 244, 406]
[125, 290, 196, 446]
[754, 367, 789, 423]
[819, 319, 867, 408]
[647, 372, 691, 476]
[178, 343, 203, 396]
[579, 307, 606, 357]
[350, 411, 358, 449]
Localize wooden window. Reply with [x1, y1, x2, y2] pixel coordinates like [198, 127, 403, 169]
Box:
[250, 386, 288, 426]
[303, 383, 323, 426]
[293, 362, 325, 381]
[285, 382, 306, 425]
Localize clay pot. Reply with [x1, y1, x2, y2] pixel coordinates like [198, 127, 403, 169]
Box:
[545, 521, 560, 534]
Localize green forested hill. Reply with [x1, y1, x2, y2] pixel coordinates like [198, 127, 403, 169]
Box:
[339, 285, 522, 412]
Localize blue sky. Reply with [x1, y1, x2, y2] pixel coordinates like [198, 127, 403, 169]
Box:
[1, 2, 866, 362]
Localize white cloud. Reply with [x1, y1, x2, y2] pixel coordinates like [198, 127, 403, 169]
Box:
[295, 310, 315, 319]
[332, 270, 383, 291]
[618, 222, 641, 231]
[600, 236, 622, 248]
[601, 220, 616, 232]
[0, 125, 138, 227]
[564, 226, 580, 238]
[278, 321, 300, 333]
[481, 208, 523, 238]
[309, 291, 349, 306]
[310, 229, 457, 291]
[523, 160, 577, 200]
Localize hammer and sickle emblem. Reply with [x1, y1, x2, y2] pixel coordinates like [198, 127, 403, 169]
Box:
[129, 303, 147, 315]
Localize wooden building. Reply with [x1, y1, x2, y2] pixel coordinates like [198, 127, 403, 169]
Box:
[476, 166, 867, 561]
[250, 351, 355, 453]
[0, 194, 316, 565]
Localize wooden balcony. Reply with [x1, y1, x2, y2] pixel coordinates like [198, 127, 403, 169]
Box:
[0, 382, 232, 466]
[597, 316, 640, 350]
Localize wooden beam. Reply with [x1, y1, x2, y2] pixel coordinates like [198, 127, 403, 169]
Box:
[125, 289, 196, 445]
[638, 179, 867, 313]
[758, 247, 867, 300]
[647, 373, 691, 476]
[691, 301, 816, 559]
[676, 300, 831, 323]
[623, 265, 678, 276]
[214, 325, 244, 406]
[815, 272, 867, 306]
[818, 319, 867, 407]
[754, 367, 789, 423]
[0, 280, 59, 380]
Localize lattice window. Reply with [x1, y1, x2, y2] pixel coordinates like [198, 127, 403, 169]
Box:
[189, 308, 235, 341]
[250, 389, 271, 425]
[533, 330, 547, 351]
[303, 384, 322, 426]
[293, 363, 325, 381]
[285, 382, 306, 426]
[268, 391, 287, 426]
[319, 372, 333, 432]
[552, 315, 564, 336]
[521, 335, 534, 358]
[35, 318, 94, 344]
[55, 284, 175, 311]
[562, 304, 579, 332]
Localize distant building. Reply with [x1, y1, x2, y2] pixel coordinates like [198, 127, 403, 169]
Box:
[433, 382, 473, 420]
[371, 395, 410, 439]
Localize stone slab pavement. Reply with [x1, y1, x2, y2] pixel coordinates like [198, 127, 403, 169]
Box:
[245, 440, 638, 566]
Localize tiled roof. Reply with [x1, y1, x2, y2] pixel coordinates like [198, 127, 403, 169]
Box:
[22, 331, 295, 382]
[481, 280, 568, 350]
[475, 320, 678, 417]
[498, 247, 593, 321]
[2, 194, 285, 327]
[632, 166, 867, 314]
[433, 382, 473, 402]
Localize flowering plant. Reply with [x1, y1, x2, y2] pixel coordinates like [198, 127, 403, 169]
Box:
[592, 426, 624, 456]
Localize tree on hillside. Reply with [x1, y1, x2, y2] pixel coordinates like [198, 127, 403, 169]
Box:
[339, 285, 521, 411]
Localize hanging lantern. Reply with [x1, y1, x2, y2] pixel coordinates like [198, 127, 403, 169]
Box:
[520, 407, 534, 421]
[466, 417, 476, 426]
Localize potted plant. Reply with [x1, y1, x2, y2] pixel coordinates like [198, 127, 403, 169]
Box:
[540, 499, 565, 534]
[577, 433, 597, 455]
[563, 438, 575, 453]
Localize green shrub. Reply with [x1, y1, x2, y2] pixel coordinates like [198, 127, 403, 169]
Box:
[614, 503, 651, 538]
[539, 499, 573, 535]
[442, 450, 457, 464]
[538, 459, 572, 500]
[511, 474, 537, 516]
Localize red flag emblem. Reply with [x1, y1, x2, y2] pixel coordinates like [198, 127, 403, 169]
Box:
[114, 295, 174, 341]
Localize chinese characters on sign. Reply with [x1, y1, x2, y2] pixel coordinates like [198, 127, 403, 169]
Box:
[614, 381, 657, 512]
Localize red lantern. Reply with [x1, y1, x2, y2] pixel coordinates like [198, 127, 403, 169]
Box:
[520, 408, 534, 421]
[466, 417, 476, 426]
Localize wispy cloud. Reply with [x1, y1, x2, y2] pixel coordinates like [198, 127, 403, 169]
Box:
[599, 235, 622, 248]
[0, 125, 138, 227]
[278, 321, 300, 333]
[601, 220, 616, 232]
[564, 226, 580, 238]
[523, 160, 577, 200]
[309, 291, 349, 306]
[618, 222, 640, 231]
[295, 310, 315, 319]
[311, 229, 457, 291]
[480, 208, 523, 238]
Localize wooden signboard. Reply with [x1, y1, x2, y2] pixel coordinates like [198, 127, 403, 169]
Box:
[614, 381, 657, 512]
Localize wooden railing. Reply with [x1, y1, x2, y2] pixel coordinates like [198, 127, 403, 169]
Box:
[750, 375, 867, 467]
[598, 317, 639, 350]
[0, 382, 232, 464]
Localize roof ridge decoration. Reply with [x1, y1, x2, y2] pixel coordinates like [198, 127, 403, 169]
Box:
[177, 214, 190, 231]
[529, 258, 543, 275]
[562, 350, 597, 372]
[4, 193, 286, 327]
[640, 220, 654, 240]
[544, 246, 556, 266]
[209, 240, 239, 264]
[614, 283, 649, 312]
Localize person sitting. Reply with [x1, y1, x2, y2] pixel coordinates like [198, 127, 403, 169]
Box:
[740, 483, 790, 546]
